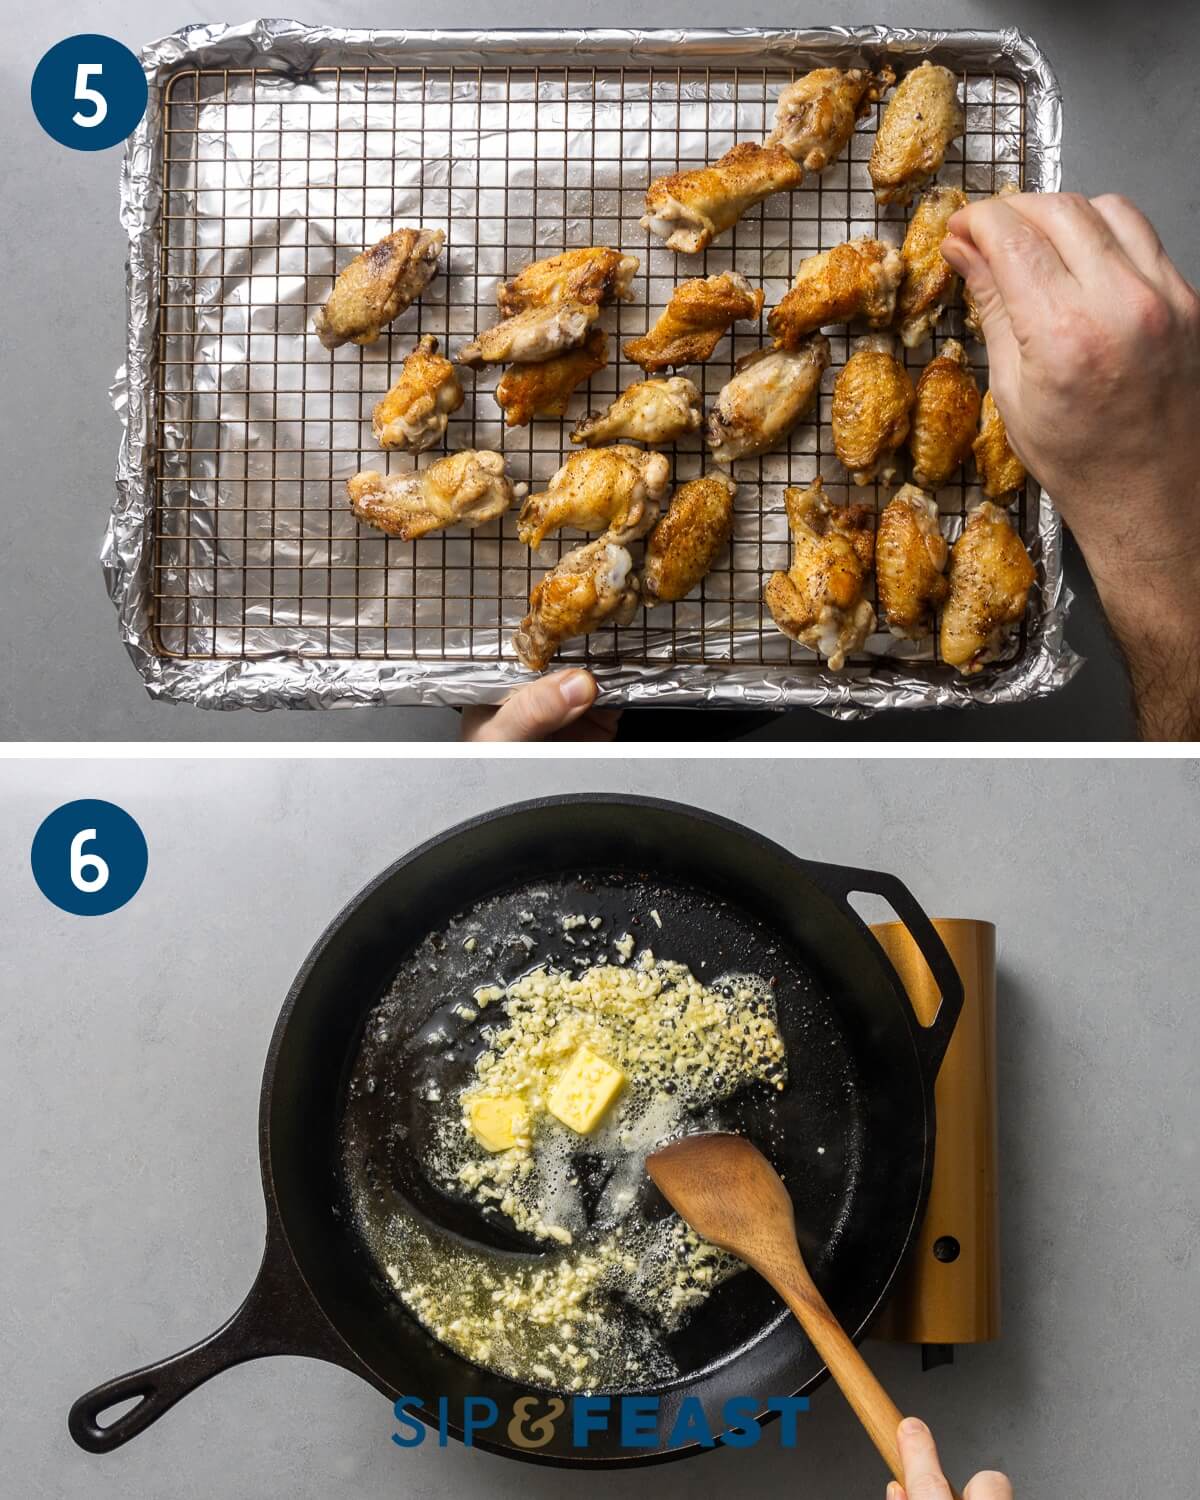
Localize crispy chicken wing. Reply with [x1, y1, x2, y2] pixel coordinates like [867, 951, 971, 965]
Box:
[624, 271, 764, 373]
[876, 484, 949, 638]
[963, 183, 1020, 340]
[314, 228, 444, 350]
[868, 61, 965, 206]
[764, 476, 876, 671]
[766, 65, 896, 172]
[706, 336, 831, 465]
[346, 451, 519, 542]
[516, 448, 671, 549]
[972, 390, 1027, 499]
[371, 336, 464, 453]
[571, 377, 702, 447]
[496, 247, 639, 317]
[494, 329, 609, 429]
[458, 300, 598, 368]
[941, 501, 1036, 674]
[514, 540, 639, 671]
[909, 339, 981, 490]
[642, 475, 737, 605]
[767, 237, 904, 348]
[831, 333, 915, 486]
[642, 143, 804, 255]
[895, 185, 969, 348]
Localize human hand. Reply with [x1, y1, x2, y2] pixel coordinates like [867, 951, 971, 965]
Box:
[459, 669, 621, 742]
[887, 1415, 1012, 1500]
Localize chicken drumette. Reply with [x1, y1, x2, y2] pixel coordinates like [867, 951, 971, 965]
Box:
[767, 237, 904, 348]
[706, 335, 831, 465]
[972, 390, 1027, 499]
[766, 64, 896, 173]
[458, 300, 598, 368]
[624, 272, 764, 373]
[642, 143, 804, 255]
[868, 61, 965, 206]
[571, 377, 702, 447]
[314, 228, 444, 350]
[831, 333, 915, 487]
[346, 451, 519, 542]
[642, 474, 737, 606]
[513, 540, 639, 672]
[516, 448, 671, 549]
[495, 329, 609, 429]
[895, 184, 969, 348]
[496, 247, 639, 317]
[909, 339, 981, 490]
[876, 484, 949, 639]
[941, 501, 1036, 674]
[371, 336, 464, 453]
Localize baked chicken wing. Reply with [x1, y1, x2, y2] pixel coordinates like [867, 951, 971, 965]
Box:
[642, 474, 737, 605]
[314, 228, 444, 349]
[571, 376, 702, 447]
[909, 339, 981, 490]
[513, 539, 639, 672]
[766, 65, 896, 172]
[895, 184, 969, 348]
[371, 336, 464, 453]
[706, 336, 831, 465]
[642, 143, 804, 255]
[831, 333, 915, 486]
[876, 484, 949, 638]
[767, 237, 904, 348]
[624, 272, 764, 373]
[494, 329, 609, 429]
[868, 61, 965, 206]
[972, 390, 1027, 499]
[516, 447, 671, 549]
[346, 451, 519, 542]
[963, 183, 1020, 341]
[458, 300, 598, 368]
[940, 501, 1036, 674]
[496, 247, 639, 317]
[764, 476, 876, 671]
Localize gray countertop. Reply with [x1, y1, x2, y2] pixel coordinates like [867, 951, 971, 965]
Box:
[1, 2, 1198, 740]
[4, 758, 1198, 1495]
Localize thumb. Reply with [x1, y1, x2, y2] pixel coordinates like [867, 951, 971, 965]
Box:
[467, 669, 598, 742]
[942, 229, 1018, 365]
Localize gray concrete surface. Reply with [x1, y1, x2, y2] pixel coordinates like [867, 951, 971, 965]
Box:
[3, 1, 1199, 741]
[3, 758, 1198, 1496]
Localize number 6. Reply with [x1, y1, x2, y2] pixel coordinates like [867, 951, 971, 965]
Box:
[71, 828, 110, 893]
[72, 62, 107, 128]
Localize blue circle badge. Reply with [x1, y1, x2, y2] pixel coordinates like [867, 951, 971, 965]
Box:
[31, 800, 149, 916]
[31, 34, 148, 152]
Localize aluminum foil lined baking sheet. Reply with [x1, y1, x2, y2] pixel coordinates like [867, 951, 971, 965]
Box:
[105, 22, 1079, 713]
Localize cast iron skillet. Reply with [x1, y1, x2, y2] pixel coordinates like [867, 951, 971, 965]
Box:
[69, 795, 962, 1467]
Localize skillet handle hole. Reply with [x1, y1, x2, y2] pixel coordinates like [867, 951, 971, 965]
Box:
[848, 891, 942, 1029]
[95, 1393, 147, 1428]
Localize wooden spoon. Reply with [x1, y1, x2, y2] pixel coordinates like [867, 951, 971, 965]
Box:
[647, 1132, 961, 1499]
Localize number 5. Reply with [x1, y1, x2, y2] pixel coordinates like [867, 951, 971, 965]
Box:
[71, 828, 110, 893]
[72, 62, 107, 128]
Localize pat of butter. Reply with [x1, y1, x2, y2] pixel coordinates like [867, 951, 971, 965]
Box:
[546, 1046, 625, 1134]
[467, 1094, 530, 1153]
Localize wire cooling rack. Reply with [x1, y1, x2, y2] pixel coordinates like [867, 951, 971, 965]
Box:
[152, 61, 1027, 673]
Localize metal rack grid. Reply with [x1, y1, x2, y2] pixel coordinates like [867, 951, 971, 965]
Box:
[152, 62, 1027, 673]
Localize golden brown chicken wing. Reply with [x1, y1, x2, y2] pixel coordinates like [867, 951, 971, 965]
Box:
[876, 484, 949, 638]
[941, 501, 1036, 674]
[514, 539, 639, 671]
[458, 300, 598, 368]
[764, 477, 876, 671]
[346, 451, 519, 542]
[766, 64, 896, 172]
[641, 143, 804, 255]
[496, 247, 639, 317]
[706, 336, 831, 465]
[895, 184, 969, 348]
[642, 475, 737, 605]
[516, 447, 671, 549]
[909, 339, 981, 490]
[314, 228, 444, 349]
[494, 329, 609, 429]
[624, 272, 764, 373]
[371, 336, 464, 453]
[868, 61, 965, 207]
[972, 390, 1027, 499]
[831, 333, 915, 486]
[767, 237, 904, 348]
[570, 377, 702, 447]
[962, 184, 1020, 340]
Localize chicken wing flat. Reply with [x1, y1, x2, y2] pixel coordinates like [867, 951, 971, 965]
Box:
[514, 539, 639, 671]
[516, 447, 671, 549]
[764, 476, 876, 671]
[963, 183, 1020, 340]
[940, 501, 1036, 674]
[346, 451, 519, 542]
[496, 247, 639, 317]
[706, 336, 831, 465]
[458, 300, 599, 368]
[494, 329, 609, 429]
[314, 228, 444, 350]
[909, 339, 981, 490]
[642, 474, 737, 606]
[642, 143, 804, 255]
[868, 61, 965, 207]
[571, 376, 702, 448]
[371, 336, 464, 453]
[876, 484, 949, 639]
[766, 64, 895, 172]
[831, 333, 915, 487]
[895, 185, 969, 348]
[767, 237, 904, 348]
[624, 272, 764, 373]
[972, 390, 1027, 499]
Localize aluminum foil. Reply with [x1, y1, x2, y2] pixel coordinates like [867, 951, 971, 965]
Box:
[105, 22, 1078, 715]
